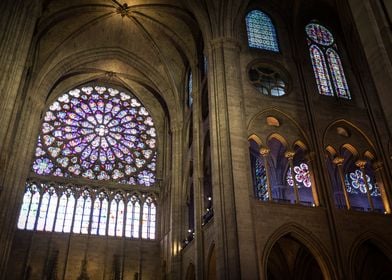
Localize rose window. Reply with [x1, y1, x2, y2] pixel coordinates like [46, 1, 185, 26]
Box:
[345, 169, 380, 197]
[32, 85, 157, 186]
[286, 163, 312, 188]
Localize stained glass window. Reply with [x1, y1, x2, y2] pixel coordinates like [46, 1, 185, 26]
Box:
[254, 157, 268, 200]
[36, 186, 58, 231]
[345, 169, 380, 197]
[54, 188, 75, 233]
[246, 10, 279, 52]
[188, 72, 193, 107]
[32, 85, 157, 186]
[306, 22, 350, 99]
[141, 197, 156, 239]
[18, 84, 158, 239]
[17, 181, 155, 239]
[125, 195, 140, 238]
[91, 191, 109, 235]
[286, 163, 312, 189]
[108, 193, 124, 237]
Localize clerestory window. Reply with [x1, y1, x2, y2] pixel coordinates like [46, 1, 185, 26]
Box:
[305, 22, 351, 99]
[245, 10, 279, 52]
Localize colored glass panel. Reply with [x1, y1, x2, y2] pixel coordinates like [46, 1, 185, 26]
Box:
[45, 190, 58, 231]
[246, 10, 279, 52]
[32, 86, 157, 186]
[26, 191, 40, 230]
[16, 182, 155, 239]
[309, 45, 333, 96]
[99, 199, 108, 236]
[17, 189, 32, 229]
[254, 157, 268, 200]
[108, 200, 118, 236]
[306, 23, 334, 46]
[345, 169, 380, 197]
[326, 49, 351, 99]
[55, 193, 67, 232]
[287, 163, 312, 188]
[64, 192, 75, 232]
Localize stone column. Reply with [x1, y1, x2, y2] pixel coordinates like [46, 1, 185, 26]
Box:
[332, 157, 351, 210]
[191, 68, 205, 280]
[0, 93, 44, 277]
[206, 37, 258, 279]
[355, 160, 374, 211]
[373, 161, 391, 213]
[0, 0, 41, 169]
[260, 147, 272, 201]
[285, 151, 300, 204]
[168, 125, 184, 279]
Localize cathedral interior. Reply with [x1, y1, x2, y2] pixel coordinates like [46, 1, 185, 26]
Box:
[0, 0, 392, 279]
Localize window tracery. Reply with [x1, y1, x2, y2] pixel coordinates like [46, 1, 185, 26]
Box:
[17, 181, 157, 239]
[249, 66, 287, 97]
[17, 85, 158, 239]
[306, 22, 351, 99]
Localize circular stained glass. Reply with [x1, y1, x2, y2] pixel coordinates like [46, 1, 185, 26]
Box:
[32, 85, 157, 186]
[305, 23, 334, 46]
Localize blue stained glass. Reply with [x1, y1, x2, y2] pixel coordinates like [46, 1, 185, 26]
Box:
[246, 10, 279, 52]
[326, 49, 351, 99]
[188, 72, 193, 107]
[255, 157, 268, 201]
[309, 45, 333, 96]
[345, 170, 380, 197]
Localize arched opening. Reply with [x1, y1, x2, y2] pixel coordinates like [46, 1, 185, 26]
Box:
[267, 137, 291, 203]
[353, 240, 392, 280]
[266, 235, 324, 280]
[326, 146, 384, 212]
[207, 245, 217, 280]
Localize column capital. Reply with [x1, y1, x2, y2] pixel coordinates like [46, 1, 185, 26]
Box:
[259, 147, 270, 156]
[355, 160, 367, 169]
[284, 151, 295, 160]
[332, 157, 344, 166]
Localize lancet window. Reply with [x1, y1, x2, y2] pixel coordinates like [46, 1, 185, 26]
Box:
[306, 22, 350, 99]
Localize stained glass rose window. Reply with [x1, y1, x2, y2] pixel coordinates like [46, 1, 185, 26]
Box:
[287, 163, 312, 188]
[32, 85, 157, 187]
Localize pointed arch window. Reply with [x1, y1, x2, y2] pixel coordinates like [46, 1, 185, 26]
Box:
[245, 10, 279, 52]
[125, 195, 141, 238]
[141, 197, 156, 239]
[306, 22, 351, 99]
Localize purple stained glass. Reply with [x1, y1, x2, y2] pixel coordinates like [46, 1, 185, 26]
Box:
[32, 86, 157, 186]
[287, 163, 312, 188]
[246, 10, 279, 52]
[309, 45, 333, 96]
[306, 23, 334, 46]
[306, 22, 351, 99]
[326, 49, 351, 99]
